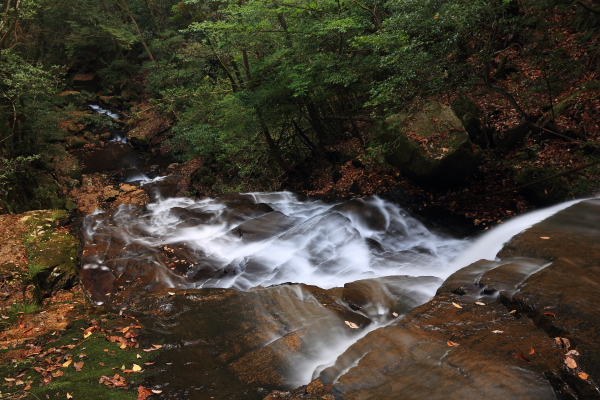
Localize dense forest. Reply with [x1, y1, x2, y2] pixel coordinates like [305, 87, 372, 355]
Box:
[1, 0, 599, 223]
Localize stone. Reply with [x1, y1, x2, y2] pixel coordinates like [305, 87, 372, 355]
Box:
[381, 101, 483, 186]
[493, 123, 530, 151]
[283, 200, 600, 400]
[451, 96, 487, 147]
[129, 285, 372, 398]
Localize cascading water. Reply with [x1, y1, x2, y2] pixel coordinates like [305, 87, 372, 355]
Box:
[82, 193, 467, 293]
[80, 190, 587, 391]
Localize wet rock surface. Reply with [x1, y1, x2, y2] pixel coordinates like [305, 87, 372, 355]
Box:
[129, 285, 375, 399]
[272, 200, 600, 400]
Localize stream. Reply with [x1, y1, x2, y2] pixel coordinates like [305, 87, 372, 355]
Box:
[76, 106, 589, 398]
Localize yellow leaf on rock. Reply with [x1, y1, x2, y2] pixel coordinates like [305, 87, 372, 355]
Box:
[447, 341, 459, 347]
[345, 321, 359, 329]
[475, 302, 485, 306]
[452, 302, 462, 309]
[565, 357, 577, 369]
[540, 237, 550, 239]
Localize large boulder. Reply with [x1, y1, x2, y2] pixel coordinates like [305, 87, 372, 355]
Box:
[381, 102, 483, 186]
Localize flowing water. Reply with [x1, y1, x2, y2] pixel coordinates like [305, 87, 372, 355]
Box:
[79, 105, 588, 395]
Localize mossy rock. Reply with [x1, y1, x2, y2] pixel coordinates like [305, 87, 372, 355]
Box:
[380, 101, 483, 186]
[21, 210, 80, 301]
[0, 313, 160, 399]
[46, 144, 82, 182]
[65, 135, 87, 150]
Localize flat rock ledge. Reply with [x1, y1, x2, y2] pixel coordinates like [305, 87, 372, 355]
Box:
[267, 199, 600, 400]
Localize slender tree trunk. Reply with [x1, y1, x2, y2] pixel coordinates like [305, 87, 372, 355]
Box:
[114, 0, 155, 61]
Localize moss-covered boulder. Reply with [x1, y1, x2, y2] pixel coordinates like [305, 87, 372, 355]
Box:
[21, 210, 80, 302]
[381, 102, 483, 186]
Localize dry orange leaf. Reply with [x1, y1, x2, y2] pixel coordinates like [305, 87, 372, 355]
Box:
[540, 237, 550, 239]
[66, 393, 73, 399]
[62, 359, 72, 368]
[528, 348, 535, 355]
[137, 386, 153, 400]
[447, 341, 460, 347]
[578, 372, 589, 380]
[514, 353, 531, 363]
[565, 356, 577, 369]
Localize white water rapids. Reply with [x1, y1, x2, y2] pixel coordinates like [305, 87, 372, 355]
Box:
[83, 192, 585, 294]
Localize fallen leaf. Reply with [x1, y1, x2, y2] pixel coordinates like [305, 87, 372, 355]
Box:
[5, 377, 15, 382]
[452, 302, 463, 309]
[62, 359, 72, 368]
[491, 330, 504, 334]
[565, 356, 577, 369]
[555, 337, 562, 346]
[561, 337, 571, 351]
[392, 312, 398, 317]
[137, 385, 153, 400]
[66, 393, 73, 399]
[167, 292, 175, 296]
[578, 372, 589, 380]
[447, 341, 459, 347]
[136, 354, 142, 359]
[475, 301, 485, 306]
[151, 390, 162, 394]
[566, 350, 580, 356]
[540, 237, 550, 239]
[99, 374, 127, 388]
[83, 326, 98, 339]
[509, 310, 517, 314]
[344, 321, 359, 329]
[144, 362, 155, 366]
[52, 370, 64, 378]
[544, 312, 556, 317]
[132, 364, 142, 372]
[514, 353, 531, 363]
[73, 362, 84, 372]
[152, 344, 162, 349]
[528, 348, 535, 355]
